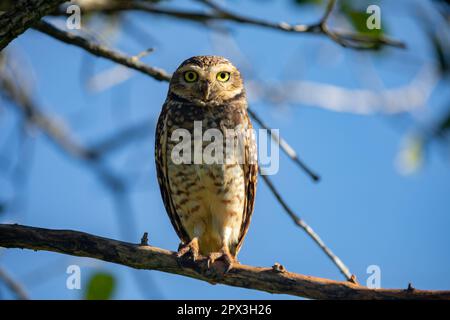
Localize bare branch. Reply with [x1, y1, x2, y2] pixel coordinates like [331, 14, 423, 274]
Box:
[0, 266, 29, 300]
[32, 21, 171, 82]
[320, 0, 337, 24]
[0, 224, 448, 300]
[0, 58, 97, 161]
[0, 0, 68, 51]
[249, 109, 320, 182]
[0, 59, 126, 191]
[246, 65, 438, 115]
[196, 0, 405, 50]
[60, 0, 405, 50]
[89, 117, 153, 156]
[259, 172, 354, 283]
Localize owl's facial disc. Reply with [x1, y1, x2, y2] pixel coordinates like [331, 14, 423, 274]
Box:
[170, 61, 244, 106]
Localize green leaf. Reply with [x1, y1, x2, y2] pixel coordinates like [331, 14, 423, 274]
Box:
[340, 1, 386, 37]
[84, 272, 116, 300]
[395, 135, 424, 175]
[293, 0, 323, 6]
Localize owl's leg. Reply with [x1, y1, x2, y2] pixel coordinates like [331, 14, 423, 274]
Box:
[177, 237, 199, 261]
[206, 244, 235, 274]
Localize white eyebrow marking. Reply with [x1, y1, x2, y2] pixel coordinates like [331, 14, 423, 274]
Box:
[178, 65, 203, 72]
[210, 64, 234, 73]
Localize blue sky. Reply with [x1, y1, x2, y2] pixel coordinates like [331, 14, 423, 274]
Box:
[1, 0, 449, 299]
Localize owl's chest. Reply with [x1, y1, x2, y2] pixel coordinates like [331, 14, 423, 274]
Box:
[160, 102, 249, 250]
[167, 161, 245, 248]
[166, 153, 244, 201]
[165, 103, 247, 133]
[165, 103, 248, 163]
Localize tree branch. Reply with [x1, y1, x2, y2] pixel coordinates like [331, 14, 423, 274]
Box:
[0, 224, 448, 300]
[249, 108, 320, 182]
[32, 21, 171, 82]
[0, 0, 68, 51]
[0, 55, 126, 191]
[259, 172, 354, 283]
[198, 0, 405, 49]
[0, 267, 29, 300]
[66, 0, 405, 50]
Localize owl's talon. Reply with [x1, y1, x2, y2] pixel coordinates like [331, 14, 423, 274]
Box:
[206, 249, 235, 276]
[176, 238, 199, 261]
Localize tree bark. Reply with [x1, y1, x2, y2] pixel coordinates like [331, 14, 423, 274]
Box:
[0, 224, 449, 300]
[0, 0, 68, 51]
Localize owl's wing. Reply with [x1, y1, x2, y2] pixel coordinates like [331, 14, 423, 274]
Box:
[155, 104, 191, 244]
[234, 116, 258, 257]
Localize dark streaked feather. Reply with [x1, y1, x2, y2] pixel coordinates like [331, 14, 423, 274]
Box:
[233, 114, 258, 257]
[155, 102, 190, 244]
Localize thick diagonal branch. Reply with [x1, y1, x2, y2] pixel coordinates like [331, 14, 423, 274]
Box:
[0, 0, 68, 51]
[0, 224, 449, 300]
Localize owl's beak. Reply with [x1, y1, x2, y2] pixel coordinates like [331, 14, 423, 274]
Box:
[199, 80, 212, 101]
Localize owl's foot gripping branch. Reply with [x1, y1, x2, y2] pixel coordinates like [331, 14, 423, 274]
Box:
[0, 223, 449, 300]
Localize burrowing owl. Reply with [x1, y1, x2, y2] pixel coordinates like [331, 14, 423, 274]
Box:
[155, 56, 257, 271]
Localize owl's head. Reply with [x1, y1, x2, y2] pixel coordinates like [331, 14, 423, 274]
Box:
[169, 56, 244, 106]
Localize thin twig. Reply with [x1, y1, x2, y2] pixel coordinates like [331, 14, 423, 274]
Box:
[249, 109, 319, 181]
[259, 171, 354, 282]
[89, 118, 154, 156]
[320, 0, 337, 24]
[0, 62, 97, 161]
[0, 57, 126, 191]
[132, 47, 155, 61]
[59, 0, 406, 50]
[0, 266, 29, 300]
[32, 21, 171, 82]
[194, 0, 405, 50]
[1, 224, 449, 299]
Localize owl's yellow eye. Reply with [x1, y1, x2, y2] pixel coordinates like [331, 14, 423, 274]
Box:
[183, 71, 198, 83]
[216, 71, 230, 82]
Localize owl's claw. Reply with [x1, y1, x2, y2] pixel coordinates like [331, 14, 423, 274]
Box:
[177, 238, 199, 261]
[206, 248, 235, 275]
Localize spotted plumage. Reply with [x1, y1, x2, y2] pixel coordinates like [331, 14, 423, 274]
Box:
[155, 56, 257, 267]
